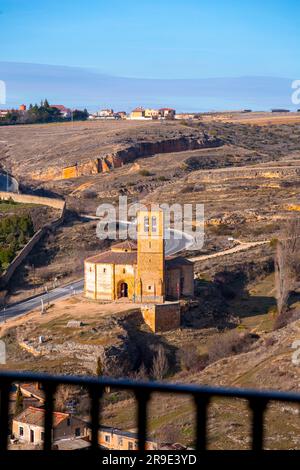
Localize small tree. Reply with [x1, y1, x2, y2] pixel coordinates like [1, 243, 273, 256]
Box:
[151, 345, 169, 381]
[274, 217, 300, 327]
[96, 356, 103, 376]
[15, 386, 23, 416]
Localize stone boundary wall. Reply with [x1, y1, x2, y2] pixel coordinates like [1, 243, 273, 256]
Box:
[0, 191, 66, 288]
[199, 165, 300, 182]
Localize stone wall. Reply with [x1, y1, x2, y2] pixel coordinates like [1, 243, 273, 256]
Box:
[0, 191, 66, 288]
[200, 166, 300, 183]
[141, 302, 181, 332]
[0, 192, 65, 211]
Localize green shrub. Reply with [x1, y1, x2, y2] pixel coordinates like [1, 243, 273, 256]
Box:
[0, 214, 34, 270]
[139, 169, 152, 177]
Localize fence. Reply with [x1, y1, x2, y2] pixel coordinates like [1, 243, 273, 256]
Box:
[1, 370, 300, 452]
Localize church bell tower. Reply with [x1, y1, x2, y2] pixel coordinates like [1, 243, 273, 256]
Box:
[136, 207, 165, 302]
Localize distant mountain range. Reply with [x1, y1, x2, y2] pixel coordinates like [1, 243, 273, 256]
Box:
[0, 61, 297, 112]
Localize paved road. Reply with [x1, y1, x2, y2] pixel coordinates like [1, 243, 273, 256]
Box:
[0, 279, 84, 323]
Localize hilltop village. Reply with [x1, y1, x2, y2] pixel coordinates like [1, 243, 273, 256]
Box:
[0, 114, 300, 449]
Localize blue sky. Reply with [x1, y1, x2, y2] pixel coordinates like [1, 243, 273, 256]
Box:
[0, 0, 299, 79]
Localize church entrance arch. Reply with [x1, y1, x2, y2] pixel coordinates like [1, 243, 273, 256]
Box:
[118, 281, 128, 298]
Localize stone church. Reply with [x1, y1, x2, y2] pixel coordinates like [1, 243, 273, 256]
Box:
[84, 207, 194, 303]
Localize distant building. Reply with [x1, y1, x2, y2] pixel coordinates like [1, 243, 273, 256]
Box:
[97, 108, 114, 118]
[271, 109, 290, 113]
[144, 108, 160, 119]
[129, 107, 145, 119]
[175, 113, 196, 120]
[51, 104, 72, 118]
[0, 109, 9, 119]
[53, 437, 91, 451]
[12, 406, 88, 445]
[159, 108, 176, 119]
[96, 425, 158, 450]
[19, 383, 45, 404]
[114, 111, 127, 119]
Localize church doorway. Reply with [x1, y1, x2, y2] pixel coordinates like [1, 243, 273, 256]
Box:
[119, 282, 128, 298]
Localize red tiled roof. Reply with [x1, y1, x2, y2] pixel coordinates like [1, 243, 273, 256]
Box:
[14, 406, 69, 428]
[86, 250, 192, 268]
[86, 250, 137, 265]
[51, 104, 70, 112]
[20, 383, 45, 402]
[111, 240, 137, 252]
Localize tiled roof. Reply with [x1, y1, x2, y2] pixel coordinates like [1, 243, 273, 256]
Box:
[20, 383, 45, 402]
[14, 406, 69, 428]
[166, 256, 194, 268]
[86, 250, 137, 265]
[111, 240, 137, 252]
[86, 250, 192, 268]
[51, 104, 70, 112]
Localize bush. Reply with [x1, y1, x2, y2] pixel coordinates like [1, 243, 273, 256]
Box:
[208, 330, 257, 363]
[177, 344, 208, 372]
[0, 214, 34, 270]
[139, 169, 152, 177]
[157, 175, 168, 181]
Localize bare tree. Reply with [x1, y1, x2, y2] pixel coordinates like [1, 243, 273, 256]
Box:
[156, 424, 181, 446]
[55, 385, 73, 412]
[275, 217, 300, 326]
[132, 363, 149, 381]
[151, 345, 169, 380]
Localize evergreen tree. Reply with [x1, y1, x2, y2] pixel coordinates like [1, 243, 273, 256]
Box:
[15, 386, 24, 416]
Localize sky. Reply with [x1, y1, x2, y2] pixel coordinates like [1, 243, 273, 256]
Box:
[0, 0, 300, 79]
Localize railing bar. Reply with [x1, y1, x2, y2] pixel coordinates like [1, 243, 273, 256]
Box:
[43, 383, 56, 452]
[1, 371, 300, 405]
[250, 399, 267, 451]
[136, 391, 150, 452]
[0, 381, 10, 452]
[89, 385, 102, 451]
[194, 395, 209, 452]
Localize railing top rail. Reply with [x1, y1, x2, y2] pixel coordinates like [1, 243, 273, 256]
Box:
[0, 370, 299, 404]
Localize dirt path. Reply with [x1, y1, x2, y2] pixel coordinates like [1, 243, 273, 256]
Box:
[190, 240, 269, 263]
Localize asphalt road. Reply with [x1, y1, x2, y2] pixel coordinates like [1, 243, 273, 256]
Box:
[0, 279, 84, 323]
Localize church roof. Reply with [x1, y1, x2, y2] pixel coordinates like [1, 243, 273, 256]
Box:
[111, 240, 137, 252]
[86, 250, 193, 268]
[86, 250, 137, 265]
[165, 256, 194, 268]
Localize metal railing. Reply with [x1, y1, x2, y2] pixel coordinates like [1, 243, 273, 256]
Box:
[1, 370, 300, 452]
